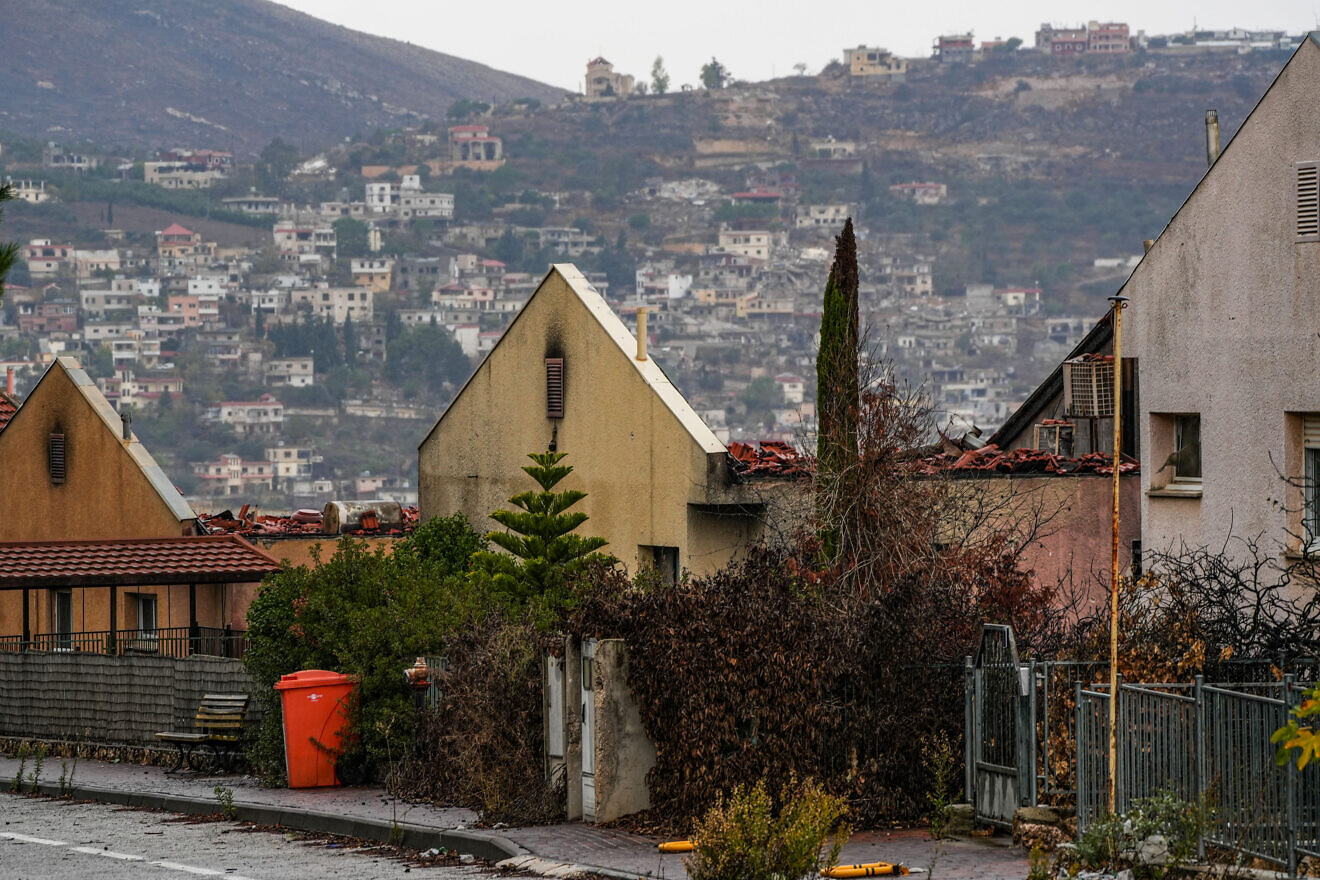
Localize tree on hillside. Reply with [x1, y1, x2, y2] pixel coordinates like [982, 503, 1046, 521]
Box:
[255, 138, 300, 197]
[700, 58, 730, 90]
[385, 322, 471, 396]
[333, 217, 369, 259]
[471, 451, 610, 623]
[0, 183, 18, 304]
[651, 56, 671, 94]
[816, 218, 860, 523]
[342, 313, 358, 364]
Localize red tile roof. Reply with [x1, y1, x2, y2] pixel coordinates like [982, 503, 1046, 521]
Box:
[0, 536, 281, 588]
[0, 393, 17, 434]
[158, 223, 196, 237]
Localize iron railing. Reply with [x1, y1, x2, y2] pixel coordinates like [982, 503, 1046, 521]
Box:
[0, 626, 248, 659]
[1075, 676, 1320, 875]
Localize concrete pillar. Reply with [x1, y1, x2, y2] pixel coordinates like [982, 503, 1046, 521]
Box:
[591, 639, 656, 823]
[563, 637, 583, 821]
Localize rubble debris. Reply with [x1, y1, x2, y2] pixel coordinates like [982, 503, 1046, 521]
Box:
[727, 440, 809, 477]
[198, 503, 419, 538]
[917, 443, 1139, 477]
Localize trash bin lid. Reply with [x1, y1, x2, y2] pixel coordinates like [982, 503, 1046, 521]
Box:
[274, 669, 353, 690]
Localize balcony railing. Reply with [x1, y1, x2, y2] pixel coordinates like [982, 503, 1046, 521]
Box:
[0, 626, 248, 659]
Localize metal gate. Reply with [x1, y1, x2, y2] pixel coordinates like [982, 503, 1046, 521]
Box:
[965, 624, 1036, 826]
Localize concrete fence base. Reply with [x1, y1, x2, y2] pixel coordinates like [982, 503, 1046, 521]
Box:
[0, 652, 255, 746]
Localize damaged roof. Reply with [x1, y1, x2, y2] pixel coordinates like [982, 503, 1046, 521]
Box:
[198, 504, 420, 538]
[918, 443, 1139, 477]
[0, 392, 16, 435]
[727, 441, 809, 477]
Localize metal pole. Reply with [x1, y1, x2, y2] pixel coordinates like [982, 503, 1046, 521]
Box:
[1106, 294, 1128, 815]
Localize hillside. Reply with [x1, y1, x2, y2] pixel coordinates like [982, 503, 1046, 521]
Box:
[0, 0, 564, 154]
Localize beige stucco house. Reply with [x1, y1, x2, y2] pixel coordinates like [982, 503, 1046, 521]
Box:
[1115, 34, 1320, 567]
[419, 264, 796, 577]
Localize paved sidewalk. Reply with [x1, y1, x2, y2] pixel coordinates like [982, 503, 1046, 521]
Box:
[0, 756, 1028, 880]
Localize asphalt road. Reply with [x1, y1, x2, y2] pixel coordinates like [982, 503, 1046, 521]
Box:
[0, 793, 485, 879]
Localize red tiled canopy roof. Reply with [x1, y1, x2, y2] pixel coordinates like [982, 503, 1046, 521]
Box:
[0, 536, 281, 589]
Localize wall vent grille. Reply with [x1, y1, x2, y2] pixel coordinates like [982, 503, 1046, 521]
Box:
[545, 358, 565, 419]
[48, 432, 66, 484]
[1297, 162, 1319, 241]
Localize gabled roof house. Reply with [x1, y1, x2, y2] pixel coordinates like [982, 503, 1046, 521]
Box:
[419, 264, 799, 579]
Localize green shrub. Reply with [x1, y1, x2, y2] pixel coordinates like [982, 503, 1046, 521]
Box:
[921, 730, 960, 838]
[686, 777, 850, 880]
[243, 514, 484, 784]
[1075, 791, 1213, 878]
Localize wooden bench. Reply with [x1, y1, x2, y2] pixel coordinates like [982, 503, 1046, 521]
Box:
[155, 693, 249, 773]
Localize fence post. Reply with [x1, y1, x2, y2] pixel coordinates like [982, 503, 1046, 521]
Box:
[1285, 673, 1298, 878]
[1114, 673, 1123, 813]
[1075, 679, 1087, 829]
[964, 655, 975, 812]
[1193, 674, 1205, 861]
[1020, 658, 1037, 807]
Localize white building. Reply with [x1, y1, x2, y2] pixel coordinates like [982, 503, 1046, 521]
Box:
[265, 357, 315, 388]
[204, 394, 285, 436]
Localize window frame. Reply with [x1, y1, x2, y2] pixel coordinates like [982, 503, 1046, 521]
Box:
[1172, 414, 1202, 484]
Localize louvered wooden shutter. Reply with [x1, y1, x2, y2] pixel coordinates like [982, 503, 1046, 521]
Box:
[48, 432, 66, 484]
[1297, 162, 1320, 241]
[545, 358, 565, 419]
[1304, 414, 1320, 449]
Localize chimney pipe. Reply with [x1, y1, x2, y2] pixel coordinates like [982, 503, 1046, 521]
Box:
[1205, 109, 1220, 167]
[5, 367, 12, 396]
[635, 307, 648, 361]
[120, 408, 132, 441]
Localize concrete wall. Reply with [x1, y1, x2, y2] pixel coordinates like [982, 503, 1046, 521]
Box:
[419, 265, 764, 577]
[1122, 37, 1320, 574]
[591, 639, 656, 823]
[992, 474, 1140, 612]
[0, 652, 254, 745]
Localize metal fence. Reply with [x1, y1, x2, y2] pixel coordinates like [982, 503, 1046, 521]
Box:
[0, 626, 248, 659]
[1075, 677, 1320, 874]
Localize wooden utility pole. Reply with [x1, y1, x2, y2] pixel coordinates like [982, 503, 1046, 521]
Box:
[1107, 294, 1128, 815]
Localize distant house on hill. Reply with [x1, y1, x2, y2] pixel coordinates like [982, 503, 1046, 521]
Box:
[843, 46, 908, 78]
[584, 57, 634, 100]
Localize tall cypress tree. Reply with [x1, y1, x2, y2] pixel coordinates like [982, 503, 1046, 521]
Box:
[816, 219, 860, 491]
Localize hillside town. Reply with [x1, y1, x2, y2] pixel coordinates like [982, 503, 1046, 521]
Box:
[1, 21, 1305, 512]
[5, 7, 1320, 880]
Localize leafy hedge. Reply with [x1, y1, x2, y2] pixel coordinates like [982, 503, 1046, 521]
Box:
[571, 539, 1050, 827]
[243, 515, 483, 783]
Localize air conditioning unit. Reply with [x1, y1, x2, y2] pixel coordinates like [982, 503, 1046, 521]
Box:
[1033, 421, 1074, 456]
[1063, 355, 1115, 418]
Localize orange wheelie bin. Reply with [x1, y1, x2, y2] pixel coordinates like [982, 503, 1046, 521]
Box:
[274, 670, 357, 788]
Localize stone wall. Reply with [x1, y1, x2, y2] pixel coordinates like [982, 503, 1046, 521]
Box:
[0, 652, 255, 746]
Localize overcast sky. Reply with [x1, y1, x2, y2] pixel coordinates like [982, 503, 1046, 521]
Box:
[273, 1, 1317, 92]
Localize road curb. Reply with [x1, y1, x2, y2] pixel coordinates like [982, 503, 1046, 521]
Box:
[23, 782, 648, 879]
